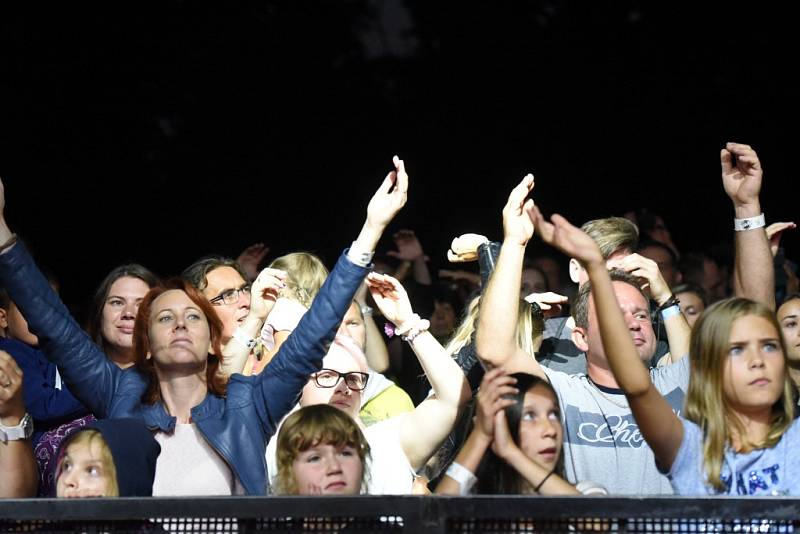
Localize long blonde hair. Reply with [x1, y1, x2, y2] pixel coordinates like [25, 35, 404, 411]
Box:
[685, 298, 795, 491]
[269, 252, 329, 309]
[444, 296, 540, 358]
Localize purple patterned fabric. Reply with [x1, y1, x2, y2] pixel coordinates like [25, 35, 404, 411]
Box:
[34, 414, 96, 497]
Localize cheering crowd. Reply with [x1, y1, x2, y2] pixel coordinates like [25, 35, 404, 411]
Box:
[1, 143, 799, 499]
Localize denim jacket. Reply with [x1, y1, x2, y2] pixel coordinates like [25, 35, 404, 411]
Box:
[0, 242, 368, 494]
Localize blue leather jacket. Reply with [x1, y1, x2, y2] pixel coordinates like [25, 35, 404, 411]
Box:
[0, 242, 368, 495]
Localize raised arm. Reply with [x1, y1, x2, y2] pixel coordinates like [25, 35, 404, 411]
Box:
[722, 142, 775, 309]
[0, 352, 38, 498]
[533, 207, 684, 471]
[0, 178, 123, 418]
[387, 230, 431, 286]
[614, 253, 691, 363]
[367, 272, 470, 471]
[475, 174, 544, 376]
[220, 267, 286, 375]
[354, 282, 390, 373]
[254, 156, 408, 434]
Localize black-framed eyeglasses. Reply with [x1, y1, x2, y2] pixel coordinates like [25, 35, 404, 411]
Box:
[209, 284, 251, 306]
[311, 369, 369, 391]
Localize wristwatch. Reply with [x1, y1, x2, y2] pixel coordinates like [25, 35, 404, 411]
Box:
[0, 413, 34, 443]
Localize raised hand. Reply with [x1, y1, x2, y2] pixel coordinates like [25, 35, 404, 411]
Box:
[366, 155, 409, 230]
[387, 230, 428, 262]
[447, 233, 489, 263]
[0, 351, 25, 425]
[721, 142, 763, 211]
[766, 222, 796, 257]
[491, 409, 521, 461]
[474, 368, 518, 438]
[248, 267, 287, 320]
[532, 206, 603, 267]
[609, 253, 671, 305]
[502, 174, 536, 246]
[365, 272, 414, 326]
[236, 243, 270, 281]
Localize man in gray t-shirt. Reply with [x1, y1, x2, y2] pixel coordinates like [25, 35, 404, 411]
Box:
[477, 176, 692, 495]
[544, 356, 688, 494]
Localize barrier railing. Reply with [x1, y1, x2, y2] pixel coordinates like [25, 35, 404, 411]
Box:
[1, 496, 799, 533]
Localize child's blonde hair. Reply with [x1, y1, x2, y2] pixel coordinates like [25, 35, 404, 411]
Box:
[444, 296, 541, 358]
[56, 430, 119, 497]
[274, 404, 371, 495]
[685, 297, 796, 490]
[268, 252, 329, 309]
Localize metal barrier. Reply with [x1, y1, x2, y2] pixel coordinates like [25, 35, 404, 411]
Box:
[1, 496, 800, 533]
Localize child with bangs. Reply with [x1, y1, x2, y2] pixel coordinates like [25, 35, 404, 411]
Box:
[274, 404, 370, 495]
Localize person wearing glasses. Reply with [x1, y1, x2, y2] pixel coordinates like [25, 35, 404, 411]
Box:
[266, 272, 470, 494]
[181, 255, 287, 376]
[0, 156, 408, 495]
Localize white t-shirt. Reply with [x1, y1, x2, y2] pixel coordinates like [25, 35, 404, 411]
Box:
[152, 423, 242, 496]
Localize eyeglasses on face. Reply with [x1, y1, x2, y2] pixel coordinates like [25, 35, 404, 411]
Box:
[312, 369, 369, 391]
[209, 284, 251, 306]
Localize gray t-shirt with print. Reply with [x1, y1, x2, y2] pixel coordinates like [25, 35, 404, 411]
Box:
[669, 417, 800, 495]
[543, 356, 690, 495]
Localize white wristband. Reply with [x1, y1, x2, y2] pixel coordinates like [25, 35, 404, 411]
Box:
[445, 462, 478, 495]
[232, 328, 256, 349]
[660, 304, 682, 321]
[733, 213, 765, 232]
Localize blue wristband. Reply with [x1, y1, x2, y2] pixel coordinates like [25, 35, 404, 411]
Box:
[661, 305, 682, 320]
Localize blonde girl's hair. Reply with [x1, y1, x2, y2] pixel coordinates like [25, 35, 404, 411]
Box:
[444, 296, 540, 358]
[56, 430, 119, 497]
[273, 404, 371, 495]
[684, 297, 796, 491]
[268, 252, 329, 309]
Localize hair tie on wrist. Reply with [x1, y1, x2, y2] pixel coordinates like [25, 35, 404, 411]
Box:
[534, 470, 554, 493]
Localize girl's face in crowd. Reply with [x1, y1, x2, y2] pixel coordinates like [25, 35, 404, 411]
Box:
[56, 441, 111, 498]
[723, 314, 785, 417]
[101, 276, 150, 351]
[292, 442, 363, 495]
[676, 291, 705, 328]
[778, 298, 800, 363]
[517, 384, 563, 472]
[147, 290, 211, 371]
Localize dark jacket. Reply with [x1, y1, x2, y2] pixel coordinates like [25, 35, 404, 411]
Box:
[0, 242, 368, 495]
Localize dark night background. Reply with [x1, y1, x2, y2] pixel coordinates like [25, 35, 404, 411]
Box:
[0, 2, 796, 320]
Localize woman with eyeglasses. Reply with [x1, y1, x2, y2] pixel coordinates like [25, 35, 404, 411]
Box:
[266, 272, 470, 494]
[0, 157, 408, 495]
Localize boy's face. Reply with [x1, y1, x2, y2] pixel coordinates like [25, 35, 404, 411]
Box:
[56, 440, 112, 498]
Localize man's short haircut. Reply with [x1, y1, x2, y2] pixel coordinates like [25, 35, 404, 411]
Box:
[580, 217, 639, 260]
[0, 286, 9, 309]
[181, 256, 249, 292]
[572, 269, 648, 330]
